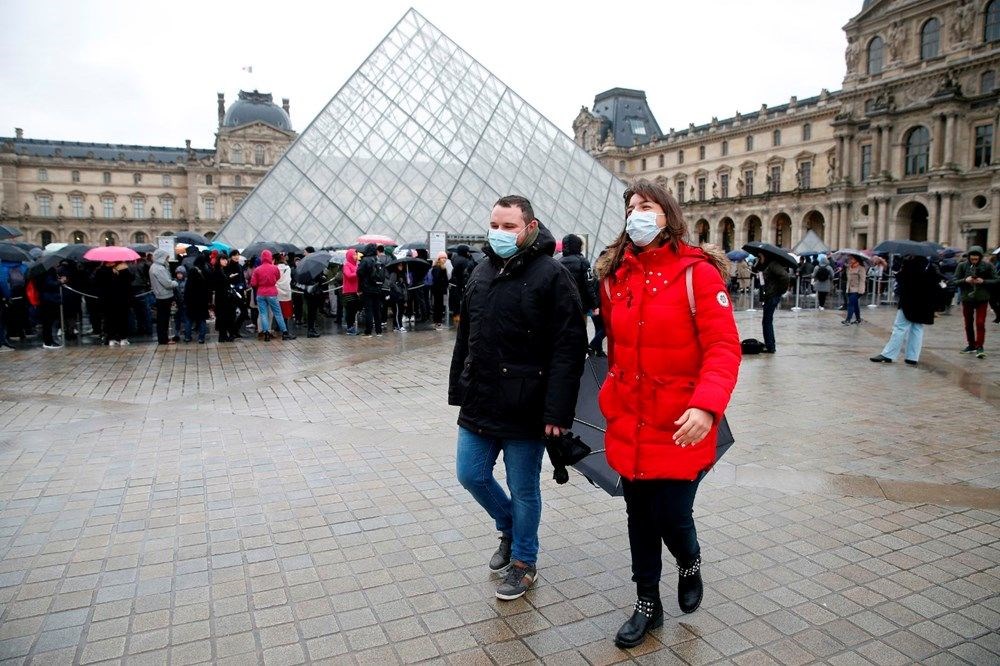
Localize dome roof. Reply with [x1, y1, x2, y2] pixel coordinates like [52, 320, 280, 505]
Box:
[222, 90, 292, 131]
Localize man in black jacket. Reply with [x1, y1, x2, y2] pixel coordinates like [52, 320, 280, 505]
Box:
[558, 234, 601, 354]
[449, 245, 475, 321]
[449, 195, 587, 601]
[356, 243, 384, 337]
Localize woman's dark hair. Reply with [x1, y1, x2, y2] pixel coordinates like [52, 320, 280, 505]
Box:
[595, 178, 688, 280]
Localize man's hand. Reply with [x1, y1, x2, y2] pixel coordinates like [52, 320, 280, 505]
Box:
[591, 308, 599, 316]
[966, 276, 975, 283]
[544, 424, 564, 438]
[673, 408, 714, 447]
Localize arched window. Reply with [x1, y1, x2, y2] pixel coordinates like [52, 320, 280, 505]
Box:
[641, 158, 647, 171]
[132, 232, 147, 244]
[678, 150, 685, 164]
[867, 36, 885, 75]
[802, 123, 812, 141]
[71, 230, 86, 244]
[103, 231, 118, 247]
[254, 145, 266, 165]
[921, 18, 940, 59]
[39, 230, 54, 247]
[618, 160, 625, 172]
[745, 135, 754, 151]
[904, 126, 930, 175]
[773, 129, 781, 147]
[658, 154, 664, 168]
[987, 0, 1000, 42]
[722, 140, 729, 156]
[982, 70, 996, 94]
[231, 146, 243, 164]
[235, 174, 242, 187]
[699, 145, 706, 160]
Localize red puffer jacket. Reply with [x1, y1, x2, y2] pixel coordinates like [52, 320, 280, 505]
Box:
[599, 242, 741, 481]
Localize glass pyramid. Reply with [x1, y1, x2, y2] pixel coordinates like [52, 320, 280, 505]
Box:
[215, 8, 625, 258]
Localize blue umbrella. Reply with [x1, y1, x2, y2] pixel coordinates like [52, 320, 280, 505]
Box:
[208, 240, 233, 255]
[726, 250, 749, 261]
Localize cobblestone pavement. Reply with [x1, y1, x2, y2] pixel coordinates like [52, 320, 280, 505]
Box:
[0, 306, 997, 665]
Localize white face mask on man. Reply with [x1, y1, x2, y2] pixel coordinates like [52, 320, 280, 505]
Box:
[625, 210, 664, 247]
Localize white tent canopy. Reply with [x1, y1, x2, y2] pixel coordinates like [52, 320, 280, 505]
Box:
[791, 229, 832, 255]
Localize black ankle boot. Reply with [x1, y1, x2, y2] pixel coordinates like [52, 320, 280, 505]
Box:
[677, 555, 703, 614]
[614, 587, 662, 649]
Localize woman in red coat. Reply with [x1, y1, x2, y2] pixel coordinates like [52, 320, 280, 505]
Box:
[596, 179, 741, 648]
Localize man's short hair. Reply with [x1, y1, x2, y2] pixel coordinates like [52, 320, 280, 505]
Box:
[305, 246, 315, 253]
[376, 245, 384, 252]
[495, 195, 535, 224]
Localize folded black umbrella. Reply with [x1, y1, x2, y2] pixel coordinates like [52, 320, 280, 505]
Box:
[544, 432, 591, 484]
[743, 241, 797, 269]
[0, 243, 32, 263]
[0, 224, 23, 240]
[871, 239, 937, 258]
[174, 231, 210, 246]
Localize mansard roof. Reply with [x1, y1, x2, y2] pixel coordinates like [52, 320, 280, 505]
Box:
[0, 137, 214, 164]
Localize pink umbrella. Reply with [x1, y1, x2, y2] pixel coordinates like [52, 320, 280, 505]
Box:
[357, 234, 397, 246]
[84, 246, 141, 262]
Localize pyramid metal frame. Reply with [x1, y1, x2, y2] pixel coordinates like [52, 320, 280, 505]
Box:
[215, 8, 625, 259]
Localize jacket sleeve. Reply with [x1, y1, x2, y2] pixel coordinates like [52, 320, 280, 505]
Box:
[150, 265, 177, 292]
[249, 268, 259, 289]
[687, 261, 742, 421]
[982, 262, 999, 286]
[600, 277, 615, 368]
[447, 282, 472, 406]
[542, 267, 588, 428]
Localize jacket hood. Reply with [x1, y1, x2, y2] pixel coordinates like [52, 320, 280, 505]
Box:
[260, 249, 274, 264]
[818, 254, 829, 266]
[621, 241, 729, 283]
[561, 234, 584, 255]
[346, 248, 358, 265]
[967, 245, 984, 257]
[186, 245, 199, 256]
[482, 223, 557, 265]
[362, 243, 377, 257]
[455, 244, 472, 257]
[175, 265, 187, 276]
[152, 249, 170, 265]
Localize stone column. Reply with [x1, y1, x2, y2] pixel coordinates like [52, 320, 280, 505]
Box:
[929, 193, 941, 243]
[944, 114, 956, 166]
[932, 115, 946, 169]
[990, 189, 1000, 249]
[868, 199, 879, 246]
[844, 136, 854, 183]
[879, 197, 892, 243]
[939, 192, 953, 245]
[841, 202, 852, 249]
[873, 127, 883, 175]
[836, 137, 845, 181]
[830, 203, 840, 248]
[882, 126, 893, 178]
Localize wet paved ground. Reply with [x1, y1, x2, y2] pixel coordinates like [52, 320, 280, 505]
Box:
[0, 305, 997, 665]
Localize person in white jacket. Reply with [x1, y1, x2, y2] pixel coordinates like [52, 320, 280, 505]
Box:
[275, 253, 293, 330]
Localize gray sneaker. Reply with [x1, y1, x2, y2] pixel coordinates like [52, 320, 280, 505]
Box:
[488, 534, 512, 572]
[496, 561, 536, 600]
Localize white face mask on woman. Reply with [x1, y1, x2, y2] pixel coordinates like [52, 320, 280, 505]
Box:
[625, 210, 664, 247]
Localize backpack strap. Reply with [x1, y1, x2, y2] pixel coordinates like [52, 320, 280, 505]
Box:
[685, 265, 696, 317]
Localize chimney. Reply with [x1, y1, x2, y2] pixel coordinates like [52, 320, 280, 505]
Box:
[15, 128, 23, 139]
[217, 93, 225, 127]
[282, 97, 290, 118]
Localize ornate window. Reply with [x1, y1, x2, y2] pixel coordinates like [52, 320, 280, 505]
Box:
[744, 170, 755, 196]
[867, 36, 885, 75]
[132, 197, 145, 219]
[204, 198, 215, 219]
[38, 168, 48, 182]
[133, 232, 148, 244]
[974, 124, 994, 167]
[235, 174, 243, 186]
[255, 144, 266, 165]
[205, 174, 213, 185]
[987, 0, 1000, 42]
[677, 180, 686, 203]
[921, 18, 940, 59]
[802, 123, 812, 141]
[102, 197, 114, 218]
[773, 129, 781, 147]
[103, 231, 118, 247]
[982, 70, 996, 94]
[658, 154, 664, 168]
[678, 150, 684, 165]
[40, 230, 54, 247]
[71, 170, 80, 183]
[70, 195, 84, 218]
[720, 173, 730, 198]
[617, 160, 625, 172]
[799, 161, 812, 189]
[697, 177, 706, 201]
[133, 172, 142, 185]
[699, 145, 706, 160]
[232, 146, 243, 164]
[641, 158, 647, 171]
[722, 140, 729, 156]
[745, 135, 754, 151]
[162, 174, 172, 186]
[161, 196, 174, 219]
[904, 126, 930, 175]
[102, 171, 111, 184]
[770, 166, 781, 193]
[71, 230, 86, 244]
[38, 194, 52, 216]
[860, 144, 873, 180]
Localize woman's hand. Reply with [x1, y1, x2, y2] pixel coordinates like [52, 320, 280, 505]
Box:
[673, 408, 714, 447]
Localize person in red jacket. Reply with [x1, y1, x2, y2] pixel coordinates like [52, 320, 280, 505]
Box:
[596, 178, 741, 648]
[341, 248, 360, 335]
[250, 249, 295, 342]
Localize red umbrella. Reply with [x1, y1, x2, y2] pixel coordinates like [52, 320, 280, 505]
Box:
[83, 246, 141, 262]
[357, 234, 397, 246]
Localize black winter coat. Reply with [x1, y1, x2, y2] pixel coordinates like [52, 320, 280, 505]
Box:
[185, 264, 211, 320]
[448, 225, 588, 439]
[558, 253, 596, 311]
[897, 257, 942, 325]
[357, 245, 383, 295]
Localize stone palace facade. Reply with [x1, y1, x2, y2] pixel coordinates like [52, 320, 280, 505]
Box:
[0, 90, 296, 247]
[574, 0, 1000, 251]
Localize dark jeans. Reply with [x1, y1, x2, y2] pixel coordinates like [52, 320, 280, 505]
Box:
[432, 292, 445, 325]
[306, 293, 322, 331]
[589, 313, 605, 352]
[817, 291, 828, 308]
[623, 474, 704, 586]
[344, 294, 360, 329]
[762, 295, 780, 352]
[962, 301, 988, 348]
[155, 298, 172, 344]
[391, 301, 405, 329]
[846, 293, 862, 322]
[41, 302, 60, 346]
[362, 293, 383, 334]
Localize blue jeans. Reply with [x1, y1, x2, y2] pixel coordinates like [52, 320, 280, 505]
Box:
[256, 295, 287, 333]
[881, 309, 924, 362]
[456, 427, 544, 566]
[762, 295, 781, 351]
[847, 293, 862, 322]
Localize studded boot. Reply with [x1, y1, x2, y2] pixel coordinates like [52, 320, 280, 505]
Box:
[677, 555, 703, 614]
[614, 584, 662, 649]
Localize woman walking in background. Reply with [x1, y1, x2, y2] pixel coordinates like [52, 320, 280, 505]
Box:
[811, 253, 834, 310]
[596, 178, 740, 649]
[842, 256, 866, 325]
[430, 252, 450, 330]
[870, 255, 942, 366]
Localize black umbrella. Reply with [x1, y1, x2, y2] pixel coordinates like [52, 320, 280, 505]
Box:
[174, 231, 210, 246]
[27, 254, 65, 279]
[278, 242, 303, 255]
[386, 257, 431, 269]
[397, 241, 428, 251]
[0, 243, 32, 262]
[293, 251, 332, 283]
[832, 249, 872, 265]
[53, 244, 94, 262]
[743, 241, 797, 269]
[129, 243, 157, 254]
[871, 239, 936, 258]
[0, 224, 23, 240]
[242, 241, 283, 258]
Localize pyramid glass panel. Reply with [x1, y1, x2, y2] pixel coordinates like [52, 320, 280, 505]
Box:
[216, 8, 625, 258]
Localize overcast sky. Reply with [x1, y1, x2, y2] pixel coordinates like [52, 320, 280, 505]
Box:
[0, 0, 858, 149]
